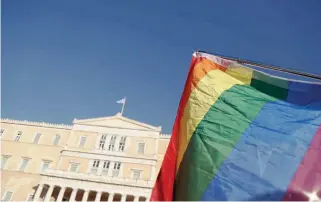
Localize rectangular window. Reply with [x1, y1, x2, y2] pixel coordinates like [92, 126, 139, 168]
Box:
[118, 136, 127, 152]
[1, 156, 10, 169]
[26, 193, 34, 201]
[112, 162, 121, 177]
[53, 134, 61, 146]
[19, 158, 30, 172]
[41, 161, 51, 172]
[69, 163, 79, 172]
[138, 143, 145, 154]
[33, 133, 42, 144]
[99, 134, 107, 150]
[79, 136, 87, 148]
[2, 191, 13, 202]
[14, 131, 23, 141]
[0, 129, 4, 136]
[132, 169, 141, 180]
[90, 160, 100, 175]
[108, 135, 117, 151]
[102, 161, 110, 176]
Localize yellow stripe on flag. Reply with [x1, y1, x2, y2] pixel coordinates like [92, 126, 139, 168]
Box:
[176, 68, 249, 173]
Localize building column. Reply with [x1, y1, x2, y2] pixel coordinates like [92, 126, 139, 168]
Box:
[155, 137, 159, 157]
[115, 136, 121, 152]
[95, 134, 102, 150]
[134, 195, 139, 202]
[44, 185, 54, 202]
[56, 187, 66, 202]
[34, 184, 44, 201]
[108, 162, 115, 177]
[82, 190, 90, 202]
[150, 165, 155, 180]
[121, 194, 127, 202]
[95, 191, 102, 202]
[107, 193, 114, 202]
[69, 188, 78, 201]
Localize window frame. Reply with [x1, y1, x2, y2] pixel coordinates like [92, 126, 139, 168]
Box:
[26, 193, 34, 202]
[90, 159, 100, 175]
[0, 128, 5, 137]
[99, 134, 107, 150]
[108, 135, 117, 151]
[1, 155, 11, 169]
[131, 169, 142, 180]
[137, 142, 146, 154]
[13, 131, 23, 142]
[53, 134, 61, 146]
[40, 160, 51, 172]
[118, 136, 127, 152]
[78, 136, 87, 148]
[33, 133, 42, 144]
[18, 157, 30, 172]
[68, 162, 80, 173]
[2, 190, 14, 201]
[112, 162, 121, 177]
[101, 160, 110, 176]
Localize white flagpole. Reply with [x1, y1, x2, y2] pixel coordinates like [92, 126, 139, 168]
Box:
[120, 97, 126, 115]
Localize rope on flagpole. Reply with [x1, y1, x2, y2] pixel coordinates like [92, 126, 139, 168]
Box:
[197, 50, 321, 81]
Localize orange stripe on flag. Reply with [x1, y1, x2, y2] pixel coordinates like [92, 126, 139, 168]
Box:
[150, 55, 228, 201]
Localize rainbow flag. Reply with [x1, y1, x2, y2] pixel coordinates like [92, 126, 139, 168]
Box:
[151, 52, 321, 201]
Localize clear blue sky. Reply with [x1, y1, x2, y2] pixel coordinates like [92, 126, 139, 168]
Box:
[2, 0, 321, 133]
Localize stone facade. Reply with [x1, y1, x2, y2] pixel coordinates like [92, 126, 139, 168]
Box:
[0, 113, 170, 201]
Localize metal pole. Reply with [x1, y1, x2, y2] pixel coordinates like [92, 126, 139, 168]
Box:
[120, 97, 126, 115]
[197, 50, 321, 81]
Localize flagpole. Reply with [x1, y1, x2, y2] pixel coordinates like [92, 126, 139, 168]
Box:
[120, 97, 126, 115]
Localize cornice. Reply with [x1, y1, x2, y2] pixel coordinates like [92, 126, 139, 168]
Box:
[0, 118, 72, 130]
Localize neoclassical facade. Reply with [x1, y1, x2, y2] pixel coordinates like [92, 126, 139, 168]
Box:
[0, 113, 170, 201]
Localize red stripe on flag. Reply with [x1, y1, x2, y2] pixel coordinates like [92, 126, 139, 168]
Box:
[150, 55, 201, 201]
[283, 124, 321, 201]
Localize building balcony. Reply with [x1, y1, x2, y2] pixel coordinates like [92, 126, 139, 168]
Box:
[41, 169, 155, 189]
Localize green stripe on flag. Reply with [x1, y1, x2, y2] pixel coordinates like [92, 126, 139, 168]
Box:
[174, 84, 279, 201]
[250, 71, 289, 100]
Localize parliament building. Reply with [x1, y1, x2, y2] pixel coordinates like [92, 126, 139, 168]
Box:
[0, 113, 170, 201]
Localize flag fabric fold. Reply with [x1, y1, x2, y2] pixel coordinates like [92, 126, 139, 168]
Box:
[151, 52, 321, 201]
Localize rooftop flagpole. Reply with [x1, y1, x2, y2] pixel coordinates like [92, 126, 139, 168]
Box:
[121, 97, 126, 115]
[116, 97, 126, 115]
[197, 50, 321, 81]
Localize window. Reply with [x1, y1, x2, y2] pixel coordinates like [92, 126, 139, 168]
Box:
[79, 136, 87, 148]
[40, 161, 51, 172]
[2, 191, 13, 201]
[53, 134, 61, 146]
[112, 162, 121, 177]
[118, 136, 127, 152]
[33, 133, 42, 144]
[19, 158, 30, 172]
[132, 169, 141, 180]
[14, 131, 22, 141]
[138, 143, 145, 154]
[91, 160, 100, 175]
[108, 135, 117, 151]
[69, 163, 79, 172]
[0, 129, 4, 136]
[1, 156, 10, 169]
[102, 161, 110, 176]
[26, 193, 34, 201]
[99, 134, 107, 150]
